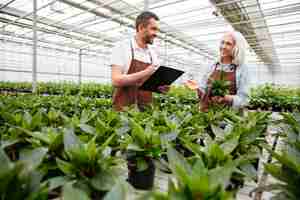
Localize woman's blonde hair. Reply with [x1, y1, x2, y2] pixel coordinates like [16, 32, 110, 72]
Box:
[219, 31, 247, 66]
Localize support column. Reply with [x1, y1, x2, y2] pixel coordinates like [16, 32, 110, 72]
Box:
[164, 34, 168, 66]
[32, 0, 37, 92]
[78, 49, 82, 84]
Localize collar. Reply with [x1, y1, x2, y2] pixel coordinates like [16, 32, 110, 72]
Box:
[216, 62, 237, 70]
[132, 36, 149, 51]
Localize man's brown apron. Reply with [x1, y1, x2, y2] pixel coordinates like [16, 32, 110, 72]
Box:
[200, 63, 237, 112]
[112, 41, 153, 111]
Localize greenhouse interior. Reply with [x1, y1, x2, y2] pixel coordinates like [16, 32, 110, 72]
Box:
[0, 0, 299, 199]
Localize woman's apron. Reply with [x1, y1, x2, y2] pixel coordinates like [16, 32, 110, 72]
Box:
[200, 63, 237, 112]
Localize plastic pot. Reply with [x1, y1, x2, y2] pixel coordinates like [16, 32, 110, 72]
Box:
[127, 156, 155, 190]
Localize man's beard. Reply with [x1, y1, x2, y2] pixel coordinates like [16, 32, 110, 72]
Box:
[144, 34, 154, 44]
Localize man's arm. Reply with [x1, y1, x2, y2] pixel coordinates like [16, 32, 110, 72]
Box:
[111, 64, 157, 87]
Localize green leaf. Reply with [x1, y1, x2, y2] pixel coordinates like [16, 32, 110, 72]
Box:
[48, 109, 59, 122]
[26, 131, 51, 144]
[184, 140, 204, 155]
[264, 164, 292, 184]
[103, 180, 130, 200]
[23, 111, 32, 129]
[1, 139, 20, 149]
[220, 137, 239, 155]
[63, 128, 81, 152]
[90, 170, 117, 191]
[26, 181, 49, 200]
[19, 147, 48, 170]
[31, 111, 43, 130]
[130, 119, 146, 147]
[56, 158, 75, 175]
[62, 182, 91, 200]
[0, 148, 12, 177]
[207, 143, 226, 164]
[268, 148, 300, 174]
[80, 109, 91, 124]
[160, 132, 178, 143]
[167, 147, 191, 176]
[48, 176, 69, 191]
[240, 163, 257, 180]
[127, 143, 144, 151]
[79, 124, 96, 135]
[49, 133, 63, 152]
[95, 119, 109, 136]
[25, 170, 44, 195]
[211, 124, 225, 139]
[209, 161, 235, 188]
[87, 137, 97, 156]
[99, 134, 115, 152]
[189, 159, 210, 194]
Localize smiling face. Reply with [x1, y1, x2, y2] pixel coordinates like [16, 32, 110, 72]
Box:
[139, 18, 159, 45]
[220, 33, 236, 62]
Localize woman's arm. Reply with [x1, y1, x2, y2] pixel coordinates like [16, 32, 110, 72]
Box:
[231, 64, 250, 108]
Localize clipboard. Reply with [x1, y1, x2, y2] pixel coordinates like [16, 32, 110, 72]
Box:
[139, 66, 184, 93]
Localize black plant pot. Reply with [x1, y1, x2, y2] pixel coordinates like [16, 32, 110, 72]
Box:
[226, 176, 244, 194]
[127, 157, 155, 190]
[272, 106, 282, 112]
[175, 143, 194, 157]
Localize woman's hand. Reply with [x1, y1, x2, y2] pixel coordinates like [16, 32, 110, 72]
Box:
[184, 80, 199, 90]
[211, 95, 233, 105]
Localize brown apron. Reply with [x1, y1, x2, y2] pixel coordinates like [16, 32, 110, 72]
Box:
[112, 40, 153, 111]
[200, 63, 237, 112]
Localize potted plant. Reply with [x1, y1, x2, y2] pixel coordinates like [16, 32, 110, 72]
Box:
[0, 147, 48, 200]
[141, 147, 235, 199]
[120, 116, 162, 190]
[55, 128, 123, 199]
[253, 113, 300, 200]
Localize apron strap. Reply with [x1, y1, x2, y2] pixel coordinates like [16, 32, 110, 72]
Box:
[130, 39, 135, 60]
[131, 38, 153, 64]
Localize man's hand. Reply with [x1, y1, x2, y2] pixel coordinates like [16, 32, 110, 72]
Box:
[184, 79, 199, 90]
[158, 85, 170, 94]
[136, 65, 158, 86]
[144, 64, 158, 76]
[111, 64, 158, 87]
[211, 95, 233, 105]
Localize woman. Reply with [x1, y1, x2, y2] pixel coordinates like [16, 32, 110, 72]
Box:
[186, 31, 250, 112]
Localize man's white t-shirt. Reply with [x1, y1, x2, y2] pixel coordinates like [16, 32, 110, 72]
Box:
[110, 36, 159, 74]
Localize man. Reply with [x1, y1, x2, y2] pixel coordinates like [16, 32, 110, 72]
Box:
[111, 11, 168, 111]
[185, 31, 250, 112]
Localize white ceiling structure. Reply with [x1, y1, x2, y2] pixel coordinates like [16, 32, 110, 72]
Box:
[0, 0, 299, 85]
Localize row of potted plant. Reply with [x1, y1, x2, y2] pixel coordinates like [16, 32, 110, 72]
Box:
[252, 112, 300, 200]
[1, 86, 300, 199]
[249, 84, 300, 112]
[1, 82, 300, 112]
[0, 93, 273, 199]
[0, 82, 112, 98]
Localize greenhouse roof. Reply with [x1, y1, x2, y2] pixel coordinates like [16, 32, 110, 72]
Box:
[0, 0, 300, 78]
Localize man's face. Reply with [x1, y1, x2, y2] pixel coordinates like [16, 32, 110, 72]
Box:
[220, 33, 235, 59]
[140, 18, 159, 44]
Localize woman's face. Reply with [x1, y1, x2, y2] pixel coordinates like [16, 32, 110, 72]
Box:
[220, 33, 236, 60]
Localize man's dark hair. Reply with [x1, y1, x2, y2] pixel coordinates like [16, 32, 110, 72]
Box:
[135, 11, 159, 32]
